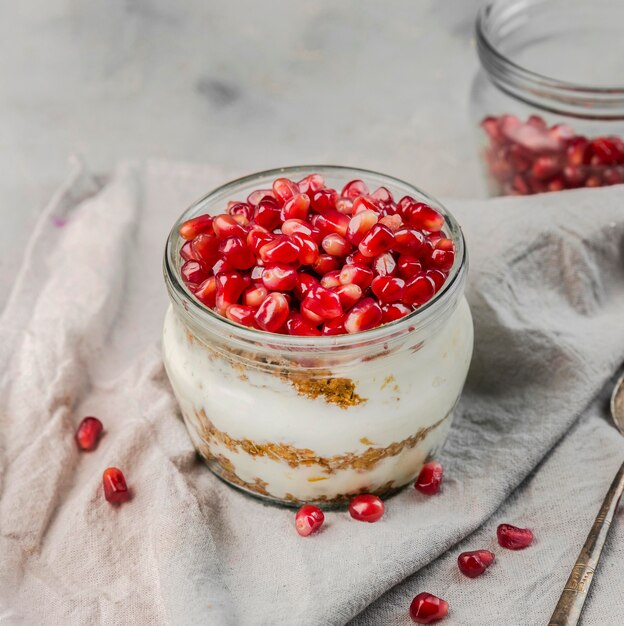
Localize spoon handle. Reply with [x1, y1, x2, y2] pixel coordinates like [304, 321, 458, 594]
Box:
[548, 460, 624, 626]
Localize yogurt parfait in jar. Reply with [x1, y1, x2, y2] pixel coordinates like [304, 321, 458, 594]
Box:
[162, 166, 473, 506]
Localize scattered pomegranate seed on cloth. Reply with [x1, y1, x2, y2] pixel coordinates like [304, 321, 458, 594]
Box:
[74, 416, 103, 451]
[409, 592, 449, 624]
[102, 467, 130, 505]
[457, 550, 495, 578]
[497, 524, 534, 550]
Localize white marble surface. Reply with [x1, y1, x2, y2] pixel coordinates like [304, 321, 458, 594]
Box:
[0, 0, 486, 303]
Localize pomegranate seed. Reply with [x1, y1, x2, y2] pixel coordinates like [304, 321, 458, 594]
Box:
[393, 228, 425, 255]
[409, 593, 448, 624]
[398, 255, 423, 279]
[531, 155, 561, 181]
[404, 204, 444, 232]
[216, 271, 247, 307]
[358, 224, 394, 257]
[246, 227, 274, 256]
[75, 416, 103, 451]
[457, 550, 495, 578]
[322, 233, 352, 257]
[312, 254, 340, 275]
[429, 249, 454, 272]
[426, 269, 447, 292]
[320, 270, 342, 289]
[346, 250, 373, 267]
[281, 193, 310, 221]
[213, 214, 248, 240]
[404, 275, 436, 306]
[226, 304, 256, 327]
[259, 235, 301, 264]
[322, 316, 346, 335]
[414, 461, 443, 495]
[381, 302, 411, 323]
[254, 293, 290, 332]
[371, 186, 393, 204]
[346, 210, 379, 245]
[191, 234, 219, 267]
[227, 201, 253, 222]
[335, 197, 355, 214]
[341, 179, 369, 199]
[497, 524, 534, 550]
[247, 189, 275, 206]
[179, 214, 214, 240]
[352, 196, 380, 214]
[262, 264, 298, 291]
[243, 284, 268, 307]
[379, 214, 402, 232]
[180, 240, 197, 261]
[339, 264, 374, 289]
[291, 232, 320, 265]
[591, 137, 621, 165]
[298, 173, 325, 195]
[567, 137, 590, 166]
[285, 313, 322, 336]
[313, 210, 350, 237]
[300, 287, 343, 323]
[103, 467, 130, 504]
[481, 116, 504, 143]
[333, 283, 362, 309]
[195, 276, 217, 307]
[372, 252, 398, 277]
[218, 236, 255, 270]
[372, 275, 405, 303]
[294, 273, 320, 300]
[272, 177, 299, 205]
[295, 504, 325, 536]
[181, 260, 208, 287]
[310, 189, 338, 214]
[254, 198, 282, 230]
[344, 298, 383, 333]
[282, 219, 322, 241]
[547, 177, 566, 192]
[348, 494, 385, 522]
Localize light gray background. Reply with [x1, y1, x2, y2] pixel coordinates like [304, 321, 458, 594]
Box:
[0, 0, 486, 304]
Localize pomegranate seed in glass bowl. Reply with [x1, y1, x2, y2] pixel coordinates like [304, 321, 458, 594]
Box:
[162, 166, 473, 507]
[472, 0, 624, 196]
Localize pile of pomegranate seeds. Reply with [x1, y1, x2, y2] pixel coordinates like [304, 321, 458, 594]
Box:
[409, 592, 449, 624]
[497, 523, 534, 550]
[75, 416, 103, 451]
[295, 504, 325, 537]
[102, 467, 130, 504]
[414, 461, 444, 495]
[178, 174, 454, 335]
[457, 550, 495, 578]
[482, 114, 624, 195]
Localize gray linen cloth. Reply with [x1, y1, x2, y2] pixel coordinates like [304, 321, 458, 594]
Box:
[1, 158, 623, 626]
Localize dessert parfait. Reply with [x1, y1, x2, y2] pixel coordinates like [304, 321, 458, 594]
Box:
[162, 166, 473, 505]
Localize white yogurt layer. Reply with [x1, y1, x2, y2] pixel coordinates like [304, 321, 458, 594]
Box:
[162, 298, 473, 502]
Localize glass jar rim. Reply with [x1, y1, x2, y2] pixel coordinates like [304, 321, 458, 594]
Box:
[163, 165, 467, 352]
[477, 0, 624, 119]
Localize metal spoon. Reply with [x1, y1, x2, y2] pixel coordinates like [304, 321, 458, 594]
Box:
[548, 372, 624, 626]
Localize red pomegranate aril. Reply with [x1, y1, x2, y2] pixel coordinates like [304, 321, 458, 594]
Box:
[192, 234, 222, 271]
[333, 283, 362, 309]
[348, 494, 385, 522]
[358, 224, 394, 257]
[379, 214, 402, 232]
[285, 313, 322, 336]
[409, 593, 448, 624]
[179, 214, 214, 240]
[335, 197, 355, 215]
[254, 198, 282, 230]
[320, 270, 342, 289]
[404, 275, 436, 306]
[352, 196, 381, 215]
[195, 276, 217, 307]
[103, 467, 130, 504]
[322, 316, 346, 335]
[282, 219, 322, 241]
[339, 264, 374, 289]
[180, 240, 197, 261]
[531, 155, 561, 181]
[322, 233, 352, 257]
[429, 249, 454, 272]
[181, 260, 208, 287]
[591, 137, 621, 165]
[281, 193, 310, 221]
[262, 264, 298, 291]
[247, 188, 275, 206]
[393, 228, 425, 255]
[291, 232, 320, 266]
[372, 251, 398, 277]
[344, 298, 383, 333]
[382, 302, 411, 323]
[294, 272, 320, 300]
[216, 271, 247, 305]
[298, 173, 325, 194]
[313, 210, 350, 237]
[218, 236, 255, 270]
[371, 186, 393, 204]
[246, 227, 274, 256]
[371, 276, 405, 304]
[310, 189, 338, 214]
[405, 204, 445, 233]
[426, 269, 447, 292]
[295, 504, 325, 536]
[497, 524, 534, 550]
[398, 255, 423, 280]
[481, 115, 503, 142]
[567, 137, 590, 166]
[458, 550, 495, 578]
[301, 287, 343, 323]
[346, 209, 379, 245]
[227, 201, 253, 222]
[312, 254, 340, 275]
[341, 179, 370, 199]
[243, 284, 269, 307]
[346, 250, 373, 267]
[213, 214, 248, 240]
[75, 416, 103, 451]
[414, 461, 443, 495]
[255, 292, 290, 332]
[226, 304, 256, 327]
[272, 177, 299, 205]
[259, 235, 301, 264]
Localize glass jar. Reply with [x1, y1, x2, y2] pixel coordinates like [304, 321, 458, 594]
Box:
[162, 166, 473, 506]
[472, 0, 624, 196]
